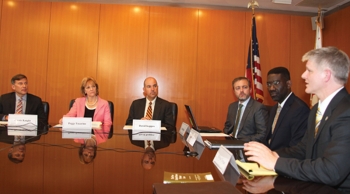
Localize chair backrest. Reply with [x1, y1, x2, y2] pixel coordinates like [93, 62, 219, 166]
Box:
[42, 101, 50, 134]
[169, 102, 178, 143]
[69, 99, 114, 139]
[107, 101, 114, 139]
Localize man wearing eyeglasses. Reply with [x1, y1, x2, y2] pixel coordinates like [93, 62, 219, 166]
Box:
[265, 67, 310, 150]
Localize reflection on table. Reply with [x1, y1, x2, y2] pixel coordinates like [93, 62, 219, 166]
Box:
[0, 125, 44, 164]
[0, 129, 345, 193]
[128, 130, 176, 170]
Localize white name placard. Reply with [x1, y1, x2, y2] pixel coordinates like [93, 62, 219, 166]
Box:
[131, 119, 161, 141]
[7, 114, 38, 136]
[62, 117, 92, 139]
[179, 122, 190, 136]
[186, 128, 204, 146]
[213, 145, 239, 174]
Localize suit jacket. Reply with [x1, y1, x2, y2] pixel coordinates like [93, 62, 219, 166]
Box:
[265, 93, 310, 150]
[223, 98, 268, 142]
[0, 92, 47, 129]
[125, 97, 175, 132]
[128, 130, 175, 150]
[275, 88, 350, 190]
[64, 96, 112, 126]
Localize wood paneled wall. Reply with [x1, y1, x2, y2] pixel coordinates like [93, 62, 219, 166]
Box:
[0, 0, 350, 193]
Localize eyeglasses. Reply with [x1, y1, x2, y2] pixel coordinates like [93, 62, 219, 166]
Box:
[267, 80, 280, 87]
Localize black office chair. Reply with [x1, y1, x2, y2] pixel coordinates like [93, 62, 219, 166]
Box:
[69, 99, 114, 139]
[41, 101, 50, 135]
[169, 102, 178, 143]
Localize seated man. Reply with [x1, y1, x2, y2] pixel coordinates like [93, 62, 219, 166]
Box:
[245, 47, 350, 191]
[0, 74, 47, 128]
[223, 77, 268, 142]
[265, 67, 309, 150]
[0, 74, 47, 164]
[125, 77, 175, 132]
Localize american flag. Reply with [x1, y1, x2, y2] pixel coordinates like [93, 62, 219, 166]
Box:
[245, 16, 264, 103]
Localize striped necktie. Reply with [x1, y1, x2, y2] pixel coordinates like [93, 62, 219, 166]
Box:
[314, 107, 322, 137]
[146, 102, 153, 119]
[16, 97, 23, 114]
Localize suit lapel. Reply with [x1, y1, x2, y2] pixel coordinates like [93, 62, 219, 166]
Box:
[153, 98, 162, 119]
[271, 94, 295, 140]
[238, 98, 252, 131]
[9, 93, 16, 113]
[24, 94, 31, 114]
[314, 88, 348, 141]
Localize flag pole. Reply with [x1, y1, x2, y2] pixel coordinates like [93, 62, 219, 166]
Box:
[310, 6, 322, 107]
[248, 0, 259, 100]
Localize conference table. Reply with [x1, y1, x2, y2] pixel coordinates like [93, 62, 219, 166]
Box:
[0, 125, 342, 194]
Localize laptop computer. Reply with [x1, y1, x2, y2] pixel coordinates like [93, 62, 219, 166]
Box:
[184, 105, 221, 133]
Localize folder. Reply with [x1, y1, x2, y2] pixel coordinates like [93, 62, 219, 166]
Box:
[235, 160, 277, 176]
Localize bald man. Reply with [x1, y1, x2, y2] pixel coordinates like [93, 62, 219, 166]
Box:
[125, 77, 175, 132]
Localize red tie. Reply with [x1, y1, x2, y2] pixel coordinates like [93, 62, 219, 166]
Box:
[146, 102, 153, 119]
[16, 98, 23, 114]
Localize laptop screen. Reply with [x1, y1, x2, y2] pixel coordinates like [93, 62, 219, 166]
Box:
[184, 105, 199, 131]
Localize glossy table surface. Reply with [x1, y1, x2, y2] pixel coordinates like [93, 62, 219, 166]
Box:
[0, 125, 342, 194]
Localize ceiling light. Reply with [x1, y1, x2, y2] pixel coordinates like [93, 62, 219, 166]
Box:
[272, 0, 292, 4]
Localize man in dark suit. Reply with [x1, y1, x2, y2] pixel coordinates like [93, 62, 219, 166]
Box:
[244, 47, 350, 191]
[0, 74, 47, 129]
[223, 77, 268, 142]
[125, 77, 175, 132]
[265, 67, 309, 150]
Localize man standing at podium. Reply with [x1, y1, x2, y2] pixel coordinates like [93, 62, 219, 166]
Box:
[245, 47, 350, 191]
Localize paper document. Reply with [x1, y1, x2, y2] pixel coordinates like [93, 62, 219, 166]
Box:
[235, 160, 277, 176]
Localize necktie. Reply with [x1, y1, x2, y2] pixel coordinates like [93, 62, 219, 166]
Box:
[315, 107, 322, 137]
[269, 105, 281, 144]
[16, 97, 23, 114]
[271, 105, 281, 134]
[232, 104, 243, 137]
[147, 140, 151, 146]
[146, 102, 153, 119]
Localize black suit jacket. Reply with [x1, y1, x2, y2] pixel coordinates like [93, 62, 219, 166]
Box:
[275, 88, 350, 190]
[265, 93, 310, 150]
[125, 97, 175, 132]
[0, 92, 47, 129]
[223, 97, 268, 142]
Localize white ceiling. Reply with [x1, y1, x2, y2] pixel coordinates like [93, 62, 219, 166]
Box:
[49, 0, 350, 14]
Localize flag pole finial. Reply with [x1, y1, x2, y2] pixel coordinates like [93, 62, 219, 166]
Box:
[248, 0, 259, 15]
